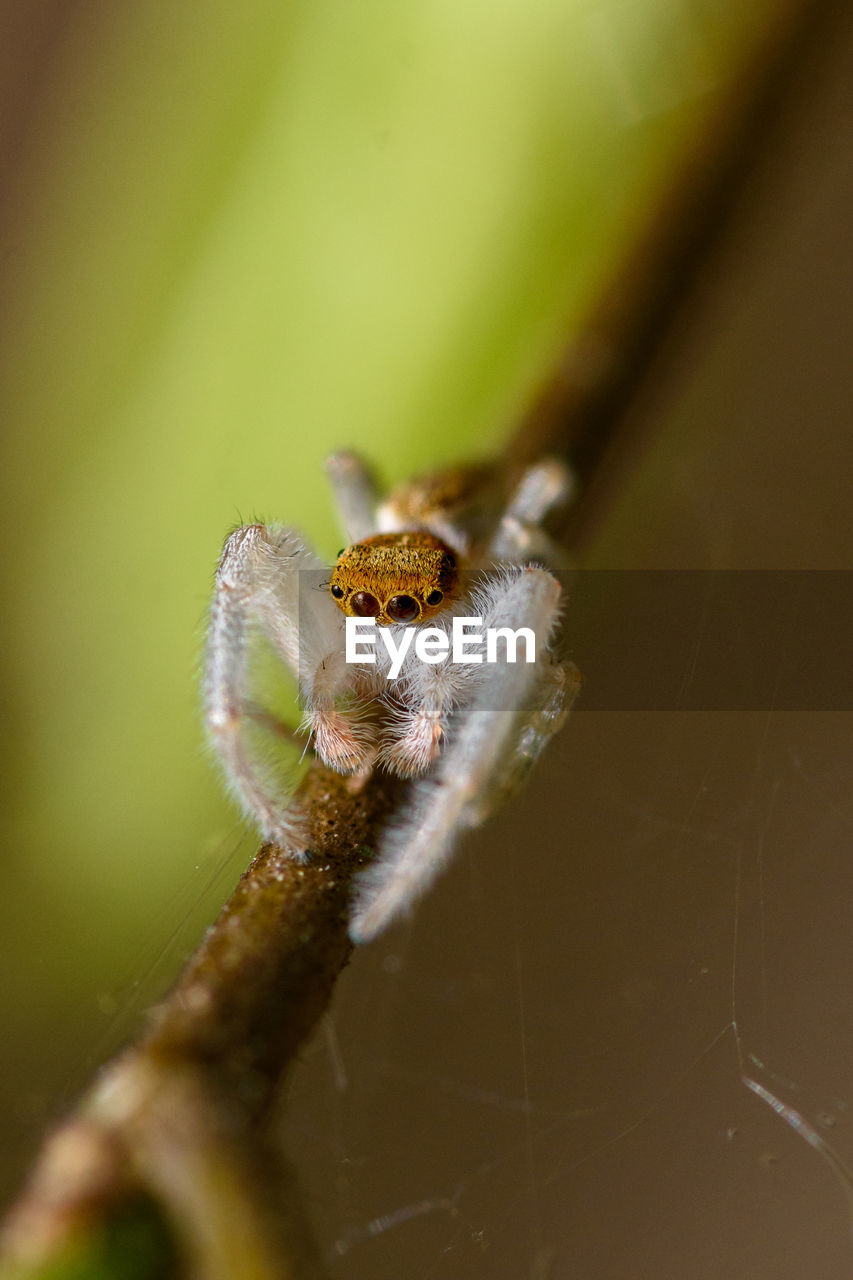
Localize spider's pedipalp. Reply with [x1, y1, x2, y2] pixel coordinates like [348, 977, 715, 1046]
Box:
[373, 607, 478, 778]
[302, 643, 378, 772]
[376, 683, 449, 777]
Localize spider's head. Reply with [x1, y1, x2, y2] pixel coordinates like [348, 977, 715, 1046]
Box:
[329, 532, 458, 626]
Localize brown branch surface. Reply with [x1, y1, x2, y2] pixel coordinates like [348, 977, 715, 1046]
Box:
[1, 765, 404, 1279]
[142, 766, 404, 1104]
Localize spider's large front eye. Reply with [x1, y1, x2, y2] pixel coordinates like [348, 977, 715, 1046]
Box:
[351, 591, 380, 617]
[387, 594, 420, 623]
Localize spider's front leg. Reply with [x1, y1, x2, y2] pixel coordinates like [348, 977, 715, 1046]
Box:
[350, 566, 574, 941]
[205, 524, 310, 849]
[204, 523, 373, 851]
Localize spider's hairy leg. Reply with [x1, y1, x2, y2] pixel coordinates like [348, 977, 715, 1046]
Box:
[507, 456, 575, 524]
[376, 654, 463, 778]
[350, 566, 567, 942]
[324, 451, 380, 545]
[488, 457, 575, 566]
[204, 523, 321, 854]
[464, 656, 580, 825]
[302, 647, 378, 774]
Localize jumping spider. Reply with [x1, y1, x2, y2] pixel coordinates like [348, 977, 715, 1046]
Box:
[204, 452, 578, 941]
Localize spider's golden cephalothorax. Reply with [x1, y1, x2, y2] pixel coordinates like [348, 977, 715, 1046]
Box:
[329, 532, 459, 626]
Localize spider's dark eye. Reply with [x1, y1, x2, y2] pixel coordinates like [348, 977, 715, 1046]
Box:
[387, 594, 420, 623]
[443, 553, 456, 569]
[426, 590, 443, 607]
[330, 584, 345, 600]
[336, 547, 346, 559]
[351, 591, 380, 617]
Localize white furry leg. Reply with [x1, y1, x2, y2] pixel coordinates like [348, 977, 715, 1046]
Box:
[324, 451, 379, 544]
[488, 457, 575, 566]
[377, 662, 461, 778]
[204, 523, 316, 852]
[506, 457, 575, 524]
[350, 568, 567, 942]
[304, 647, 378, 772]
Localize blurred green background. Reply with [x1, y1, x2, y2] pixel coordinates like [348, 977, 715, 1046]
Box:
[0, 0, 794, 1197]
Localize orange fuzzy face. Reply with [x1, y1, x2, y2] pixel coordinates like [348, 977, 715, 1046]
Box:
[329, 532, 459, 626]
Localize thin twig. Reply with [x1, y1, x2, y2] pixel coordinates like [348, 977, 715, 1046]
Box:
[2, 766, 403, 1278]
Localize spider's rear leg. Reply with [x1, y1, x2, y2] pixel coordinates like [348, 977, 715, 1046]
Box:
[324, 451, 380, 545]
[507, 456, 576, 523]
[488, 457, 575, 566]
